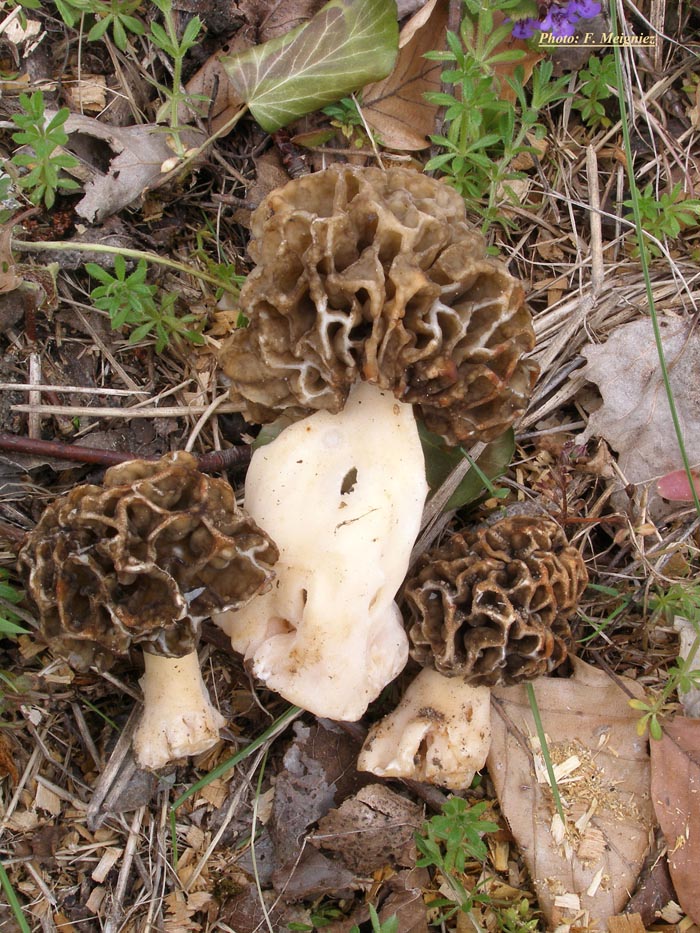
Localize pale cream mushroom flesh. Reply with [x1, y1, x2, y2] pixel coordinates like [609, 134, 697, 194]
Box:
[357, 667, 492, 791]
[214, 381, 428, 721]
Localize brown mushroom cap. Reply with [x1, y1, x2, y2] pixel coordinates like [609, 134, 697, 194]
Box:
[405, 515, 588, 686]
[19, 452, 278, 671]
[219, 165, 538, 446]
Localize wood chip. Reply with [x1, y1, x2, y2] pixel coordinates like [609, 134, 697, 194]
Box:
[553, 892, 581, 911]
[85, 886, 106, 912]
[607, 913, 647, 933]
[91, 846, 123, 883]
[34, 782, 62, 816]
[199, 777, 228, 809]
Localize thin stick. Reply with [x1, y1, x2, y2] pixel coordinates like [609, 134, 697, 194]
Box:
[184, 392, 230, 453]
[586, 145, 605, 296]
[0, 384, 149, 396]
[0, 431, 251, 472]
[104, 806, 146, 933]
[27, 354, 41, 441]
[11, 402, 243, 419]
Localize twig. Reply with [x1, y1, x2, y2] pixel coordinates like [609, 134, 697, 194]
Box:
[0, 432, 251, 472]
[11, 402, 244, 419]
[586, 145, 605, 296]
[104, 806, 146, 933]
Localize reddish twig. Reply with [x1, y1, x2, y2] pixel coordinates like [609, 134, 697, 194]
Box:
[0, 432, 251, 473]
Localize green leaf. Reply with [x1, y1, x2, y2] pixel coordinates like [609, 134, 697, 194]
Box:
[182, 15, 202, 48]
[87, 15, 111, 43]
[222, 0, 398, 132]
[418, 423, 515, 510]
[0, 617, 27, 636]
[129, 320, 156, 342]
[112, 16, 128, 51]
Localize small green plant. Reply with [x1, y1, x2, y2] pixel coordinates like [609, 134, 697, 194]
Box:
[571, 53, 617, 128]
[351, 905, 399, 933]
[424, 0, 569, 226]
[623, 182, 700, 258]
[322, 96, 375, 149]
[290, 904, 398, 933]
[629, 583, 700, 739]
[150, 0, 205, 158]
[9, 91, 80, 209]
[86, 256, 205, 352]
[192, 227, 246, 301]
[54, 0, 145, 50]
[415, 796, 498, 918]
[496, 897, 539, 933]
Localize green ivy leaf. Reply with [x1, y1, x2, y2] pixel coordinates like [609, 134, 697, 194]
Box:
[418, 423, 515, 510]
[223, 0, 398, 132]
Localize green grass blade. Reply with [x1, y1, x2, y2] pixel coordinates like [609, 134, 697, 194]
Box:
[0, 859, 31, 933]
[525, 682, 565, 824]
[169, 705, 301, 865]
[608, 0, 700, 520]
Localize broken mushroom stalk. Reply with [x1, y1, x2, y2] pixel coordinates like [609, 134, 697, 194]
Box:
[215, 164, 539, 722]
[19, 452, 278, 771]
[358, 515, 589, 790]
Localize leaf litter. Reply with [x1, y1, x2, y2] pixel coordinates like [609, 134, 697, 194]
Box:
[2, 0, 700, 931]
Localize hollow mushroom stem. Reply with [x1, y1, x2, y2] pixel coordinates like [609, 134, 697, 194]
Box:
[357, 667, 492, 791]
[214, 381, 428, 721]
[132, 649, 226, 771]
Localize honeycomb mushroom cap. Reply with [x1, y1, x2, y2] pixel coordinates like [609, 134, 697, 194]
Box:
[19, 452, 278, 671]
[219, 164, 538, 446]
[406, 515, 588, 686]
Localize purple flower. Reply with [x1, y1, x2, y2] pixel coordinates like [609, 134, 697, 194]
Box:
[541, 8, 577, 36]
[511, 17, 541, 39]
[569, 0, 601, 18]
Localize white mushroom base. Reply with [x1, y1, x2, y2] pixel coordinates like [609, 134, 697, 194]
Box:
[358, 668, 492, 791]
[132, 650, 225, 771]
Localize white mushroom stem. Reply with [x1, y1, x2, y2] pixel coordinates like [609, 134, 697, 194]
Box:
[132, 650, 225, 771]
[357, 667, 492, 791]
[214, 381, 429, 721]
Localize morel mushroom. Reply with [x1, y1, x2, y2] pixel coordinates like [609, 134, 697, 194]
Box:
[215, 165, 539, 721]
[359, 515, 588, 789]
[219, 163, 538, 446]
[407, 515, 588, 686]
[19, 452, 278, 770]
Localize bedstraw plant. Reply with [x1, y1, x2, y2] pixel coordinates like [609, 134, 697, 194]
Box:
[416, 796, 499, 919]
[424, 0, 569, 227]
[86, 256, 205, 353]
[629, 583, 700, 739]
[9, 91, 80, 209]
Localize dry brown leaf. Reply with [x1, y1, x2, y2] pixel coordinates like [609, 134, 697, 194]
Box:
[183, 37, 250, 134]
[311, 783, 423, 874]
[363, 0, 447, 150]
[61, 114, 206, 223]
[363, 4, 542, 150]
[581, 318, 700, 518]
[488, 657, 654, 930]
[650, 717, 700, 925]
[0, 734, 19, 785]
